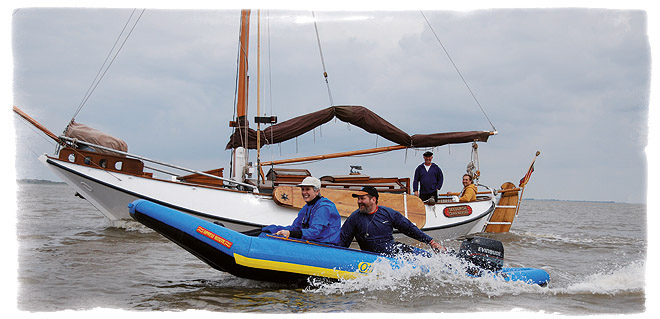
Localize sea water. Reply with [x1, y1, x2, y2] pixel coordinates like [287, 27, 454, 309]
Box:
[14, 182, 646, 314]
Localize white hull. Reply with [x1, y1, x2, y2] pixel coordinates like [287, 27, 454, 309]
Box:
[40, 154, 496, 239]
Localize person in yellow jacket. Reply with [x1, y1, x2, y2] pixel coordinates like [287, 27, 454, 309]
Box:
[459, 174, 478, 202]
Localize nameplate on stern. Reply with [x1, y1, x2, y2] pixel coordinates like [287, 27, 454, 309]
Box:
[443, 205, 473, 218]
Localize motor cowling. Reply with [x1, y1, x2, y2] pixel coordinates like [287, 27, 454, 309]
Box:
[457, 236, 504, 273]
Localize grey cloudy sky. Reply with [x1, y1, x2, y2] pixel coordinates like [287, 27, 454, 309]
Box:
[7, 3, 653, 204]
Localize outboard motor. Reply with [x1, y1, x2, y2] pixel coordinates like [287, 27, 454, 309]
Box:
[457, 236, 504, 274]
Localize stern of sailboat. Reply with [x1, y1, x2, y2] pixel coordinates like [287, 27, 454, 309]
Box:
[483, 182, 520, 233]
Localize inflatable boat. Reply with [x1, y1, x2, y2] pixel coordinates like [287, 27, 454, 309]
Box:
[128, 199, 549, 286]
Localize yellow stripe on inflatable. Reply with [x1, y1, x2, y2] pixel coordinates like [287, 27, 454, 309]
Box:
[233, 253, 365, 280]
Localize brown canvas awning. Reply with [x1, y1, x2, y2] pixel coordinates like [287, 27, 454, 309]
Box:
[226, 105, 491, 149]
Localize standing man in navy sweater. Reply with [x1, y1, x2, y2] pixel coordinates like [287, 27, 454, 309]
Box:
[413, 151, 444, 202]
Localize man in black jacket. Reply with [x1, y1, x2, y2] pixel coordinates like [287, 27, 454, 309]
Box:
[338, 186, 444, 255]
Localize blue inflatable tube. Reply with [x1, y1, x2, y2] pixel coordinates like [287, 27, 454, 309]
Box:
[128, 199, 549, 286]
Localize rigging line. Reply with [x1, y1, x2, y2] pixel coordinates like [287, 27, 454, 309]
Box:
[16, 116, 58, 148]
[229, 24, 240, 177]
[266, 10, 273, 117]
[15, 117, 58, 165]
[231, 11, 243, 123]
[237, 47, 249, 151]
[69, 9, 146, 128]
[311, 11, 335, 107]
[267, 10, 275, 162]
[19, 141, 42, 160]
[420, 11, 497, 132]
[229, 12, 242, 175]
[71, 9, 137, 127]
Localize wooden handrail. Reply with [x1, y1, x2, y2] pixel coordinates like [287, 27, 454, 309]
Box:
[440, 187, 520, 196]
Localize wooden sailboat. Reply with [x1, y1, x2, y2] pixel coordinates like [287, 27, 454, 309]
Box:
[13, 10, 537, 240]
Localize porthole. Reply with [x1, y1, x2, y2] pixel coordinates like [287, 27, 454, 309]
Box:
[99, 159, 107, 168]
[115, 161, 123, 171]
[67, 153, 75, 162]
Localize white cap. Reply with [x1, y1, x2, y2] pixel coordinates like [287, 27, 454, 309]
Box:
[297, 176, 321, 189]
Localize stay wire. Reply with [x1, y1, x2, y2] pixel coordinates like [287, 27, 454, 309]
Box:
[68, 9, 146, 131]
[420, 11, 496, 132]
[312, 11, 334, 107]
[72, 9, 137, 120]
[267, 10, 275, 162]
[16, 117, 58, 149]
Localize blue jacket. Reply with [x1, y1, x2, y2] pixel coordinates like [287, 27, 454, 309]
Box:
[338, 206, 433, 254]
[413, 163, 444, 194]
[263, 196, 341, 245]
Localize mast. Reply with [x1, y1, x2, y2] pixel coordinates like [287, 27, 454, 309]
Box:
[236, 9, 250, 124]
[231, 9, 251, 184]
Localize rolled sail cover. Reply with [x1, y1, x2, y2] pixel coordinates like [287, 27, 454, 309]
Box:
[226, 105, 491, 149]
[65, 121, 128, 154]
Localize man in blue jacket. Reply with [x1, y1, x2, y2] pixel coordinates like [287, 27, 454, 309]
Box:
[413, 151, 444, 202]
[262, 176, 341, 245]
[338, 186, 444, 255]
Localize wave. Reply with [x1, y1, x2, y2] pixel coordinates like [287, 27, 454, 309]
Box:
[552, 260, 645, 296]
[107, 218, 154, 233]
[307, 252, 548, 298]
[507, 229, 645, 249]
[307, 252, 645, 300]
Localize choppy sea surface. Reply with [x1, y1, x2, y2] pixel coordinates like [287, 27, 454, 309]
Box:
[15, 183, 647, 315]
